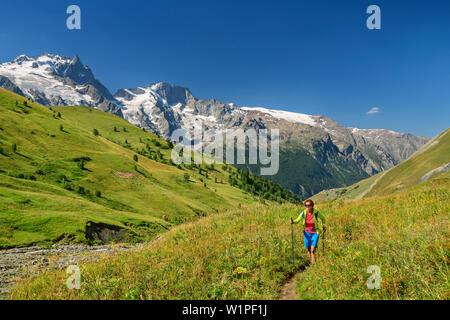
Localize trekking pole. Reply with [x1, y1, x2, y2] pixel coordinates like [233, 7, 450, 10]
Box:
[322, 229, 325, 257]
[290, 220, 295, 266]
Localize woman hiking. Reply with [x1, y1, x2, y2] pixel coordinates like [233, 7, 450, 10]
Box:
[290, 199, 326, 264]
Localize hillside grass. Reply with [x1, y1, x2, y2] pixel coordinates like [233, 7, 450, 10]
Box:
[311, 173, 381, 203]
[0, 88, 290, 248]
[10, 174, 449, 300]
[312, 128, 449, 202]
[10, 203, 308, 299]
[296, 172, 449, 299]
[365, 128, 449, 197]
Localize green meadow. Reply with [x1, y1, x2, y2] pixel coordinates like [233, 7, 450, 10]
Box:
[10, 173, 449, 300]
[0, 88, 298, 248]
[1, 87, 448, 300]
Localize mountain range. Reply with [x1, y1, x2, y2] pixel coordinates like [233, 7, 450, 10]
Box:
[312, 128, 449, 202]
[0, 53, 430, 198]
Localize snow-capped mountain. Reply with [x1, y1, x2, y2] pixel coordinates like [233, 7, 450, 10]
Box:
[114, 82, 247, 138]
[0, 54, 122, 116]
[114, 82, 428, 168]
[0, 54, 430, 197]
[113, 82, 430, 197]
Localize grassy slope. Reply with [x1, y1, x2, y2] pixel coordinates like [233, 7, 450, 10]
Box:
[10, 173, 449, 300]
[311, 173, 381, 203]
[295, 172, 449, 299]
[312, 128, 450, 202]
[365, 128, 449, 197]
[0, 88, 261, 247]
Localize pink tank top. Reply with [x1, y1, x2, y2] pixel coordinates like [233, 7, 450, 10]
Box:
[304, 212, 317, 233]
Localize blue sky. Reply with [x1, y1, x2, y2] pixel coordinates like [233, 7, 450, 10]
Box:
[1, 0, 449, 138]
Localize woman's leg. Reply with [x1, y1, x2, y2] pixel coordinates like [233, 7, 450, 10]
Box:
[310, 233, 319, 264]
[310, 246, 316, 264]
[304, 232, 311, 262]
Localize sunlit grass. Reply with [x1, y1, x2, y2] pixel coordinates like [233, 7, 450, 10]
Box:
[0, 88, 269, 247]
[296, 174, 449, 300]
[10, 175, 449, 300]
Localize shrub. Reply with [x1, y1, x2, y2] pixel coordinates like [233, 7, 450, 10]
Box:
[63, 182, 73, 191]
[72, 156, 92, 162]
[78, 159, 85, 170]
[59, 124, 64, 131]
[77, 186, 86, 195]
[93, 129, 99, 136]
[95, 190, 101, 197]
[57, 174, 68, 183]
[133, 154, 138, 162]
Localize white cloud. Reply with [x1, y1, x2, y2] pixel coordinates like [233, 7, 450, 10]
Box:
[366, 107, 380, 115]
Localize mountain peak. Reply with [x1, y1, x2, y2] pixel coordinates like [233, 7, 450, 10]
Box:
[149, 82, 192, 94]
[12, 54, 32, 64]
[71, 55, 82, 64]
[0, 52, 119, 115]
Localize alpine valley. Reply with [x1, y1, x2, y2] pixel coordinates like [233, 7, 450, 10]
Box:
[0, 53, 430, 198]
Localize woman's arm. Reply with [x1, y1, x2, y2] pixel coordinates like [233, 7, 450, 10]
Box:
[292, 211, 303, 224]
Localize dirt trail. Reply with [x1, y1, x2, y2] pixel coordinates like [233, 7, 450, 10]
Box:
[279, 274, 299, 300]
[278, 263, 308, 300]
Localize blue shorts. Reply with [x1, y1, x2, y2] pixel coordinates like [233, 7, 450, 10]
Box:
[303, 231, 319, 248]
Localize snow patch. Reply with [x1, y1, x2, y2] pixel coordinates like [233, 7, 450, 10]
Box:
[241, 106, 316, 126]
[0, 54, 95, 106]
